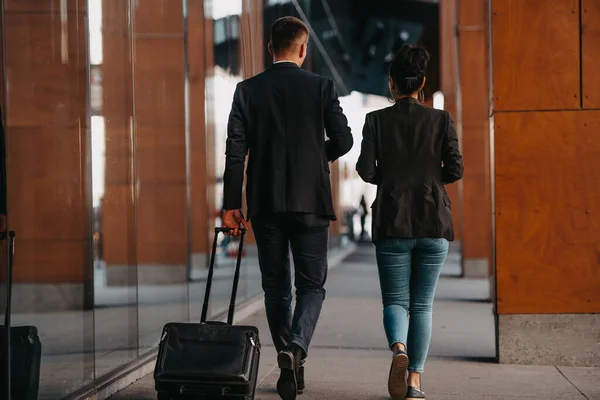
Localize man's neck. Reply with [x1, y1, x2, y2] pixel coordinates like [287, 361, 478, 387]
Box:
[273, 59, 299, 66]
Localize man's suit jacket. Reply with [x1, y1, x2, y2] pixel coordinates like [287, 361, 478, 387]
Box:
[356, 97, 464, 241]
[223, 62, 353, 220]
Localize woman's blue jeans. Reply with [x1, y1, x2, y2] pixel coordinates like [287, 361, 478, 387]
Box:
[375, 238, 449, 373]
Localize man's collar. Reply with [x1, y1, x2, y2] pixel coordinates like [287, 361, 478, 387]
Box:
[270, 60, 301, 69]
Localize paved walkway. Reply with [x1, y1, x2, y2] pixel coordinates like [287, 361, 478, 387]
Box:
[110, 244, 600, 400]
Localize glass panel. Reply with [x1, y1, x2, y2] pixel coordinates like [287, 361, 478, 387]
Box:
[187, 0, 247, 323]
[92, 0, 139, 377]
[133, 0, 190, 353]
[1, 1, 95, 397]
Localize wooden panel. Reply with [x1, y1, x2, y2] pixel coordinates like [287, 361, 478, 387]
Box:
[445, 105, 462, 242]
[4, 13, 87, 127]
[459, 31, 488, 119]
[187, 0, 213, 255]
[101, 0, 137, 266]
[440, 0, 462, 241]
[3, 0, 84, 13]
[491, 0, 580, 111]
[133, 0, 184, 35]
[8, 126, 86, 240]
[3, 10, 90, 283]
[440, 0, 458, 98]
[136, 129, 186, 183]
[104, 128, 134, 185]
[582, 0, 600, 108]
[461, 120, 492, 261]
[4, 240, 87, 282]
[102, 184, 136, 265]
[133, 38, 185, 128]
[495, 111, 600, 314]
[136, 183, 187, 264]
[459, 0, 492, 264]
[102, 1, 134, 125]
[460, 0, 486, 26]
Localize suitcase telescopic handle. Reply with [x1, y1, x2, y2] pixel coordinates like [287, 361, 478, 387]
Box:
[200, 227, 246, 325]
[4, 231, 14, 328]
[4, 231, 15, 400]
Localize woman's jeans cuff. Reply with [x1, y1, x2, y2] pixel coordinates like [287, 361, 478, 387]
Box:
[388, 339, 407, 349]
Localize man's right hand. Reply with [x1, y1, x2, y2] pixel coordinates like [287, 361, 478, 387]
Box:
[222, 209, 249, 236]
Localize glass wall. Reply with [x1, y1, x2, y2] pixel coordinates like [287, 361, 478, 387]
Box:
[0, 1, 265, 398]
[0, 0, 360, 397]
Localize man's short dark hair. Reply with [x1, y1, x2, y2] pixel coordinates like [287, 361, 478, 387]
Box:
[270, 16, 309, 55]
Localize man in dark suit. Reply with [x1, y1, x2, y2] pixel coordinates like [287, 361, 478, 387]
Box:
[222, 16, 353, 400]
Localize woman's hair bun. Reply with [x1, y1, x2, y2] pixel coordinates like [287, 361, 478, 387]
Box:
[389, 45, 430, 95]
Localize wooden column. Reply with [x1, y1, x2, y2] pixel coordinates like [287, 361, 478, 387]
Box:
[102, 0, 137, 283]
[132, 1, 188, 283]
[104, 0, 188, 284]
[492, 0, 600, 366]
[458, 0, 492, 277]
[440, 0, 463, 248]
[239, 0, 265, 245]
[188, 1, 215, 269]
[1, 0, 90, 311]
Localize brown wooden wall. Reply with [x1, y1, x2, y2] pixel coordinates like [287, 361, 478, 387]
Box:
[492, 0, 600, 314]
[582, 0, 600, 108]
[440, 0, 463, 242]
[1, 1, 90, 282]
[459, 0, 493, 270]
[102, 0, 138, 268]
[102, 0, 190, 268]
[188, 1, 215, 257]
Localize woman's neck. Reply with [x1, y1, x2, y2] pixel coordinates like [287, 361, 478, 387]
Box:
[395, 93, 419, 101]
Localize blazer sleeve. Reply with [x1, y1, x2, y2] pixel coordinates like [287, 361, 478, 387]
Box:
[356, 115, 379, 185]
[323, 79, 353, 162]
[223, 83, 249, 210]
[441, 112, 464, 184]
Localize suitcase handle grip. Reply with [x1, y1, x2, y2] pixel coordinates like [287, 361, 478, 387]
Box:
[214, 227, 246, 234]
[200, 227, 246, 325]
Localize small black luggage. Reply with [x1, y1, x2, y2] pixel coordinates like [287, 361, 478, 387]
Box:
[154, 228, 260, 400]
[0, 231, 42, 400]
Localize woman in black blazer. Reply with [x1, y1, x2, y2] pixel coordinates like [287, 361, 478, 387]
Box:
[356, 45, 463, 400]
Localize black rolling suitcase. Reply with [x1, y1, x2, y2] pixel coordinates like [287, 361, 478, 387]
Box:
[0, 232, 42, 400]
[154, 227, 261, 400]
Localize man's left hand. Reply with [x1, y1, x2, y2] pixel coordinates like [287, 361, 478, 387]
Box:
[222, 209, 249, 236]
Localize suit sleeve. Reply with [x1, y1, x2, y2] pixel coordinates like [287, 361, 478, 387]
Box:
[223, 83, 249, 210]
[356, 115, 379, 185]
[323, 79, 353, 162]
[441, 112, 464, 184]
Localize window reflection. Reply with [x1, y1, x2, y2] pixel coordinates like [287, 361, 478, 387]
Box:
[0, 0, 326, 398]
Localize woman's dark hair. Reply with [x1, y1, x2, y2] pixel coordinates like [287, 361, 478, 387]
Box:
[389, 45, 430, 96]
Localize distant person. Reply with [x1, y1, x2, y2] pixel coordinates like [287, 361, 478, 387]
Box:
[222, 16, 353, 400]
[356, 45, 463, 400]
[359, 194, 368, 239]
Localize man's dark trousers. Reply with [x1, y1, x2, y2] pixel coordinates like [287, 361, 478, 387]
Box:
[251, 212, 330, 358]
